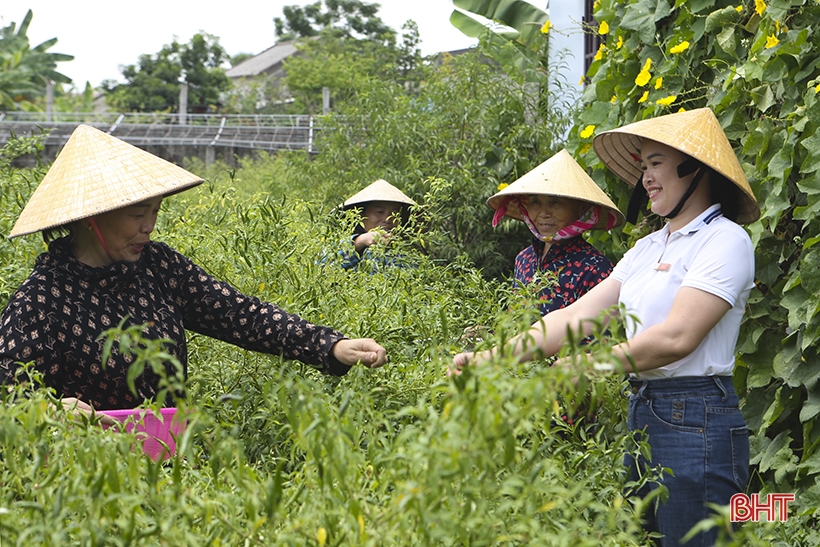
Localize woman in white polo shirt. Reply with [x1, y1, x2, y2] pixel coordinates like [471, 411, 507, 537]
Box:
[452, 108, 759, 547]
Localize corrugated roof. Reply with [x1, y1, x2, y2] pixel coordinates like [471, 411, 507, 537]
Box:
[226, 40, 300, 78]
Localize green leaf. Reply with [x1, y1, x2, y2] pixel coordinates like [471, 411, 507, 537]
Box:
[782, 286, 812, 331]
[758, 429, 792, 473]
[620, 0, 672, 43]
[800, 249, 820, 294]
[750, 84, 775, 112]
[799, 132, 820, 174]
[761, 385, 786, 430]
[801, 382, 820, 422]
[716, 26, 737, 56]
[772, 333, 804, 386]
[705, 6, 741, 33]
[452, 0, 547, 48]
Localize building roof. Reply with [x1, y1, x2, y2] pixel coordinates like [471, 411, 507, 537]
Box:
[226, 40, 300, 79]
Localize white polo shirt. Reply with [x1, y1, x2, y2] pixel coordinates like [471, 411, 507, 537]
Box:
[611, 204, 755, 378]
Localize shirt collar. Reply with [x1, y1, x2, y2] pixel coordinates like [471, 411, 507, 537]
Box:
[647, 204, 723, 244]
[676, 203, 723, 236]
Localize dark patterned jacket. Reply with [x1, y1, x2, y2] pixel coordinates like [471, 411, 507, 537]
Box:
[514, 236, 613, 316]
[0, 237, 349, 409]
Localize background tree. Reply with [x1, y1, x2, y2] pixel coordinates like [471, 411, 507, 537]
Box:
[273, 0, 393, 41]
[102, 33, 230, 113]
[0, 9, 73, 111]
[280, 20, 422, 114]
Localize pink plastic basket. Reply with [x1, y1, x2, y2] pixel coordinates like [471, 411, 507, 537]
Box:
[100, 407, 186, 461]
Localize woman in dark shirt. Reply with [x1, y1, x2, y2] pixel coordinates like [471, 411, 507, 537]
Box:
[337, 179, 416, 270]
[0, 124, 387, 414]
[488, 149, 623, 315]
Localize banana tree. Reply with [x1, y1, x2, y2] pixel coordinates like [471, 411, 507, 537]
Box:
[449, 0, 549, 71]
[0, 9, 73, 110]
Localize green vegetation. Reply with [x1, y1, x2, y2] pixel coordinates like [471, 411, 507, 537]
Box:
[2, 0, 819, 543]
[0, 9, 72, 111]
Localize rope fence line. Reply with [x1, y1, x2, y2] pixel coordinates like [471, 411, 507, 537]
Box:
[0, 112, 323, 153]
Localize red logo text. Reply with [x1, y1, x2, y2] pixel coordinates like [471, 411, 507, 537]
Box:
[730, 493, 795, 522]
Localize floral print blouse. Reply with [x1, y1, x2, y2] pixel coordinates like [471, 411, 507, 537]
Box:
[0, 237, 348, 409]
[514, 236, 613, 316]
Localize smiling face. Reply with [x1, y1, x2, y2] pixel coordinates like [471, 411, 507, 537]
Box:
[638, 140, 694, 217]
[521, 195, 587, 237]
[361, 201, 404, 232]
[75, 197, 163, 266]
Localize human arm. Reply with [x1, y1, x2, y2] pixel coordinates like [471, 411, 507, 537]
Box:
[160, 243, 378, 375]
[332, 338, 387, 368]
[453, 275, 622, 369]
[601, 287, 730, 373]
[353, 229, 391, 253]
[57, 397, 117, 425]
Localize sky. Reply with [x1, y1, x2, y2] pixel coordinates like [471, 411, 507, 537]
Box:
[0, 1, 491, 89]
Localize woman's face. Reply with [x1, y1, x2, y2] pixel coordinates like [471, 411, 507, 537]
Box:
[87, 197, 162, 264]
[521, 195, 586, 237]
[639, 140, 697, 217]
[361, 201, 403, 232]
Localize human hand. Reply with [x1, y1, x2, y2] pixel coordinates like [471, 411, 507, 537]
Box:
[460, 325, 490, 346]
[333, 338, 388, 368]
[449, 349, 493, 376]
[58, 397, 117, 426]
[354, 230, 391, 252]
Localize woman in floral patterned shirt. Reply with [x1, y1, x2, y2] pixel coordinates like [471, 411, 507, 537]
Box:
[0, 125, 387, 414]
[487, 149, 623, 315]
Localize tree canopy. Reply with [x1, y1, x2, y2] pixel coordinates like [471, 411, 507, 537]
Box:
[102, 33, 230, 113]
[273, 0, 393, 42]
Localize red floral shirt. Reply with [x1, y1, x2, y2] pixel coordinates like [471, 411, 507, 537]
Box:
[514, 236, 613, 315]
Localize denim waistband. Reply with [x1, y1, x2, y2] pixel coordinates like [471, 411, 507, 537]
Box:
[627, 375, 735, 398]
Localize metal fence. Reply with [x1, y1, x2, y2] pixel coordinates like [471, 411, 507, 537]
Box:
[0, 112, 322, 153]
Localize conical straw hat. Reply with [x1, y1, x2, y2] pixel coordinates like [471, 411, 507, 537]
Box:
[10, 124, 204, 238]
[592, 108, 759, 224]
[486, 149, 624, 230]
[342, 179, 416, 209]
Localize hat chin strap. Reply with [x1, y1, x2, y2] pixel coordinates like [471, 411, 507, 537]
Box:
[624, 158, 704, 224]
[87, 217, 114, 263]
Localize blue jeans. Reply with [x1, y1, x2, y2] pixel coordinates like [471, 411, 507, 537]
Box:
[625, 375, 750, 546]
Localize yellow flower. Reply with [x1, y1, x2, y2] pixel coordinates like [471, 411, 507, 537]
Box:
[635, 58, 652, 86]
[317, 528, 327, 547]
[358, 515, 365, 535]
[815, 82, 820, 93]
[735, 5, 743, 12]
[654, 77, 663, 90]
[541, 20, 552, 34]
[765, 34, 779, 48]
[638, 91, 649, 103]
[580, 125, 596, 139]
[775, 20, 781, 33]
[610, 95, 617, 104]
[670, 41, 690, 54]
[580, 143, 591, 155]
[678, 107, 686, 112]
[616, 36, 624, 50]
[593, 0, 600, 9]
[599, 21, 609, 35]
[579, 75, 585, 85]
[656, 95, 677, 106]
[497, 183, 509, 191]
[755, 0, 766, 16]
[594, 43, 604, 61]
